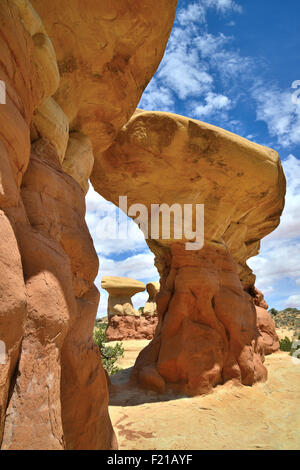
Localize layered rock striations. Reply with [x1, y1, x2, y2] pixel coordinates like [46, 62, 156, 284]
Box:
[31, 0, 178, 156]
[0, 0, 114, 447]
[91, 111, 286, 395]
[0, 0, 177, 449]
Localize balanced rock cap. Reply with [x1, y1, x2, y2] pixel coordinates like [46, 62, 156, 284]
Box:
[101, 276, 146, 296]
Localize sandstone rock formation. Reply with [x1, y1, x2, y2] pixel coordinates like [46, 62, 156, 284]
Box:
[91, 110, 286, 395]
[102, 276, 157, 341]
[102, 276, 146, 318]
[144, 282, 160, 316]
[0, 0, 287, 450]
[0, 0, 177, 449]
[249, 287, 279, 355]
[256, 307, 280, 356]
[106, 315, 158, 342]
[31, 0, 178, 156]
[251, 286, 269, 310]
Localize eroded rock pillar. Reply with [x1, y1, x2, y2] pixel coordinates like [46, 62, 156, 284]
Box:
[249, 288, 279, 355]
[91, 110, 286, 396]
[132, 242, 267, 395]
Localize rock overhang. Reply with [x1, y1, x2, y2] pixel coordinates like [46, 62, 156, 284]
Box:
[91, 110, 286, 288]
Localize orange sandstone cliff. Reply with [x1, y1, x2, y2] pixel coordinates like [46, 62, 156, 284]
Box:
[0, 0, 177, 449]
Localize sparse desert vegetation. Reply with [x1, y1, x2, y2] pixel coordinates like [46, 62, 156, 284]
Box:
[94, 322, 124, 375]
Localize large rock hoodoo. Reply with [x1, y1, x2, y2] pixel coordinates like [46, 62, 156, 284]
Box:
[91, 110, 286, 395]
[102, 277, 158, 341]
[102, 276, 146, 318]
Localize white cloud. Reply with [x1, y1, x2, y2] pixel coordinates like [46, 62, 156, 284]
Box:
[132, 291, 149, 310]
[248, 238, 300, 289]
[195, 33, 230, 57]
[285, 295, 300, 308]
[248, 154, 300, 307]
[193, 92, 231, 118]
[177, 3, 206, 25]
[264, 155, 300, 240]
[139, 0, 246, 119]
[85, 187, 159, 317]
[139, 80, 175, 112]
[98, 253, 158, 281]
[97, 290, 108, 318]
[253, 85, 300, 147]
[177, 0, 242, 26]
[155, 37, 213, 100]
[85, 186, 149, 255]
[212, 50, 254, 83]
[204, 0, 242, 13]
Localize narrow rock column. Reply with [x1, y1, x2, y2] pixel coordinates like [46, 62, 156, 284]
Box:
[132, 242, 267, 395]
[102, 276, 148, 341]
[250, 288, 280, 355]
[143, 282, 160, 316]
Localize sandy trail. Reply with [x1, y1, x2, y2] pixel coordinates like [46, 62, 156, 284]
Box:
[108, 340, 300, 450]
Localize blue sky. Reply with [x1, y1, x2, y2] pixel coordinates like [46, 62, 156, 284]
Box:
[86, 0, 300, 316]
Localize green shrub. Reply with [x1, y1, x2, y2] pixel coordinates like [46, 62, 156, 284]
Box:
[269, 308, 278, 316]
[93, 323, 124, 375]
[138, 307, 144, 314]
[279, 336, 292, 352]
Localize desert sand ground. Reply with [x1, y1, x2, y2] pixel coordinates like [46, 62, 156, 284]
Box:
[108, 339, 300, 450]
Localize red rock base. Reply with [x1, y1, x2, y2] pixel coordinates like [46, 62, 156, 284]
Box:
[256, 307, 280, 355]
[131, 242, 267, 396]
[106, 315, 158, 341]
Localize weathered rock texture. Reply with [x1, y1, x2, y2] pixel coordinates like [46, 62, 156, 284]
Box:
[144, 282, 160, 316]
[106, 315, 158, 342]
[102, 276, 157, 341]
[31, 0, 178, 156]
[92, 111, 286, 395]
[251, 286, 269, 310]
[249, 287, 279, 355]
[102, 276, 146, 318]
[256, 307, 280, 356]
[102, 277, 160, 341]
[1, 0, 177, 449]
